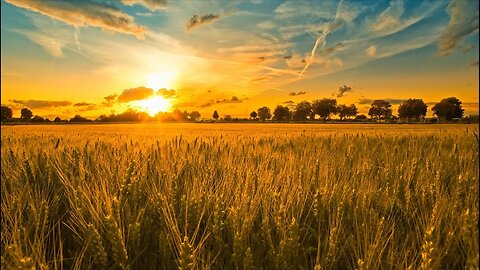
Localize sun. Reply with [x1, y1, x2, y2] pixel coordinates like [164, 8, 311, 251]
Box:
[135, 96, 172, 116]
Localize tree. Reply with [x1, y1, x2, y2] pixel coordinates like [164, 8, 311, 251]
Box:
[257, 106, 271, 122]
[31, 115, 45, 122]
[398, 99, 428, 120]
[355, 114, 368, 120]
[1, 106, 13, 121]
[189, 111, 201, 121]
[21, 108, 33, 120]
[250, 111, 258, 121]
[368, 100, 392, 120]
[432, 97, 464, 121]
[312, 98, 337, 122]
[224, 115, 232, 121]
[292, 101, 312, 121]
[346, 104, 358, 119]
[70, 115, 91, 122]
[212, 110, 219, 120]
[337, 104, 349, 120]
[54, 117, 62, 123]
[273, 105, 291, 122]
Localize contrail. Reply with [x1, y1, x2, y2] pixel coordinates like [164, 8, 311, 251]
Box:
[299, 0, 343, 77]
[74, 26, 81, 51]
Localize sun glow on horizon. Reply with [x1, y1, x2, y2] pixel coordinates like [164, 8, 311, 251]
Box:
[146, 71, 177, 90]
[135, 95, 172, 116]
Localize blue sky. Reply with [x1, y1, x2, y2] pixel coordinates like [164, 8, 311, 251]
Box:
[1, 0, 478, 118]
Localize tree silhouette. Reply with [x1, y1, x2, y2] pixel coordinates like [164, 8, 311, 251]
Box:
[432, 97, 464, 121]
[224, 115, 232, 121]
[1, 106, 13, 121]
[189, 111, 201, 121]
[70, 115, 91, 122]
[54, 117, 62, 123]
[398, 99, 427, 120]
[31, 115, 45, 122]
[292, 101, 312, 121]
[257, 106, 271, 122]
[346, 104, 358, 119]
[337, 104, 349, 120]
[20, 108, 33, 120]
[273, 105, 291, 122]
[250, 111, 257, 121]
[212, 110, 219, 120]
[312, 98, 337, 122]
[368, 100, 392, 120]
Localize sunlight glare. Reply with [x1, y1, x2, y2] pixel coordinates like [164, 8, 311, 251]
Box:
[146, 71, 177, 90]
[135, 96, 172, 116]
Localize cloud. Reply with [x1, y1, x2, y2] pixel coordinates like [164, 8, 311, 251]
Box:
[257, 20, 275, 30]
[336, 85, 352, 98]
[371, 0, 404, 33]
[9, 99, 72, 109]
[157, 88, 176, 98]
[438, 0, 479, 56]
[117, 86, 154, 103]
[120, 0, 167, 11]
[282, 100, 296, 107]
[462, 43, 474, 52]
[20, 31, 65, 57]
[283, 55, 292, 60]
[358, 98, 405, 105]
[5, 0, 147, 38]
[289, 91, 307, 96]
[186, 13, 221, 31]
[471, 60, 479, 67]
[199, 96, 246, 107]
[73, 102, 95, 107]
[274, 1, 337, 19]
[366, 45, 377, 57]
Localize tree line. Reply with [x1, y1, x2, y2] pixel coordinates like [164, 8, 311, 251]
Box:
[0, 96, 474, 124]
[242, 97, 468, 123]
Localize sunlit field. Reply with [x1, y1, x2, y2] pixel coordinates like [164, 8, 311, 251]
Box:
[1, 124, 478, 269]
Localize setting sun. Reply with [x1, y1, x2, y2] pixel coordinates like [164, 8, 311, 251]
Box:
[135, 96, 172, 116]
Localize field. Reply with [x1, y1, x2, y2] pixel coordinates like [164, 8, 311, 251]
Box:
[1, 123, 478, 269]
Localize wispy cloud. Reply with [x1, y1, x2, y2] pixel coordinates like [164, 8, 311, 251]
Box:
[366, 45, 377, 57]
[5, 0, 147, 38]
[358, 98, 405, 105]
[9, 99, 72, 109]
[289, 91, 307, 96]
[199, 96, 246, 107]
[438, 0, 479, 56]
[336, 85, 352, 98]
[186, 13, 224, 32]
[121, 0, 167, 11]
[371, 0, 404, 33]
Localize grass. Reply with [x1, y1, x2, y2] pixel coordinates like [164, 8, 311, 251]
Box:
[1, 123, 478, 269]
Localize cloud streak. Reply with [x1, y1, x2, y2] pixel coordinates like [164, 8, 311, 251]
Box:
[10, 99, 72, 109]
[5, 0, 147, 38]
[186, 13, 221, 31]
[438, 0, 479, 56]
[120, 0, 167, 11]
[289, 91, 307, 96]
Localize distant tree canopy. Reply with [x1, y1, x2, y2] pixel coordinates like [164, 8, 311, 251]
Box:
[432, 97, 464, 120]
[1, 106, 13, 121]
[31, 115, 45, 122]
[273, 105, 291, 122]
[224, 115, 232, 121]
[292, 101, 312, 121]
[398, 99, 428, 120]
[355, 114, 368, 120]
[212, 110, 219, 120]
[312, 98, 337, 122]
[337, 104, 358, 120]
[21, 108, 33, 120]
[368, 100, 392, 119]
[189, 111, 201, 121]
[257, 106, 271, 121]
[250, 111, 257, 120]
[70, 115, 91, 122]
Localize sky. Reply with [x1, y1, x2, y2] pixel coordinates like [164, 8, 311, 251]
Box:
[1, 0, 479, 119]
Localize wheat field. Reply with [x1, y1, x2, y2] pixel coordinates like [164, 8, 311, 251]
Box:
[1, 123, 478, 269]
